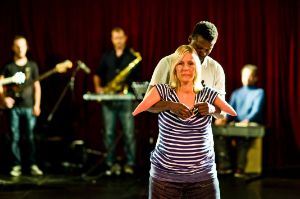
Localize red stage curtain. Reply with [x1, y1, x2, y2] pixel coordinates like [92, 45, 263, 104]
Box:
[0, 0, 299, 170]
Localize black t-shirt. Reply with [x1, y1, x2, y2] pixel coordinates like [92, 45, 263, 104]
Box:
[1, 61, 39, 107]
[95, 47, 141, 92]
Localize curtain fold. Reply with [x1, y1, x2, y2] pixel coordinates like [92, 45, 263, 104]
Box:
[0, 0, 299, 169]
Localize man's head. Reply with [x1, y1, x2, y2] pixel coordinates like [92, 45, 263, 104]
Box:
[188, 21, 218, 62]
[12, 35, 28, 59]
[111, 27, 127, 50]
[241, 64, 258, 86]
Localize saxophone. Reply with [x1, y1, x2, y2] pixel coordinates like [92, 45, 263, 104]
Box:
[102, 48, 142, 94]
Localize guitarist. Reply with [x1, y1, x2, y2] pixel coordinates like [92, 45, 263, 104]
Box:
[0, 35, 43, 177]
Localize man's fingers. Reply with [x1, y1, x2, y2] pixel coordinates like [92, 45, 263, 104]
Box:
[181, 109, 192, 118]
[196, 103, 208, 114]
[176, 107, 192, 119]
[170, 102, 193, 119]
[194, 102, 216, 115]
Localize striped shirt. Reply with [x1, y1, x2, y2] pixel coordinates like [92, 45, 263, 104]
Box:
[150, 84, 218, 183]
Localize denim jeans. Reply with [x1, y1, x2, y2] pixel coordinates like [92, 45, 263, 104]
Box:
[101, 100, 135, 166]
[9, 107, 37, 166]
[214, 135, 253, 170]
[149, 176, 220, 199]
[235, 137, 253, 169]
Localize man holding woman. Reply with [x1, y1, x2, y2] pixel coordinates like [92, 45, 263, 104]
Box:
[133, 45, 236, 199]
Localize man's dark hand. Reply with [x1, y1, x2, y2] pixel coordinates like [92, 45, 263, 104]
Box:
[169, 102, 193, 119]
[147, 101, 193, 119]
[194, 102, 218, 115]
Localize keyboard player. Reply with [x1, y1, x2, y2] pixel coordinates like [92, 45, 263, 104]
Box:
[214, 64, 265, 178]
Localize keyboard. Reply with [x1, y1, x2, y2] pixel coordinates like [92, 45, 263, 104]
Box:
[83, 93, 136, 102]
[212, 124, 265, 137]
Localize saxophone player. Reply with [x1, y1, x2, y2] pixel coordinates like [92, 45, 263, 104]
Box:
[93, 27, 140, 176]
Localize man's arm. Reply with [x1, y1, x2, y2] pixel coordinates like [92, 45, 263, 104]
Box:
[145, 56, 171, 94]
[0, 76, 4, 107]
[0, 75, 4, 94]
[0, 75, 15, 108]
[208, 63, 227, 119]
[33, 81, 41, 116]
[93, 74, 103, 93]
[146, 86, 193, 119]
[149, 101, 193, 119]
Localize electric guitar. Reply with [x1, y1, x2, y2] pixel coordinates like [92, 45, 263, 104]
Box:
[4, 60, 73, 98]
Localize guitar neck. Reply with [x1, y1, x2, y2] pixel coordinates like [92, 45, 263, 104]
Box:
[34, 68, 57, 82]
[20, 68, 57, 90]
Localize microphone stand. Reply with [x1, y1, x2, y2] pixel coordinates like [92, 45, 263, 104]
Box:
[47, 64, 81, 122]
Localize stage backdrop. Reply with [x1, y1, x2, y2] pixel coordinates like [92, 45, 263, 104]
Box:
[0, 0, 299, 171]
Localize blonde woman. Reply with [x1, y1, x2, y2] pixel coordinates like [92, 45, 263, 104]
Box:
[133, 45, 236, 199]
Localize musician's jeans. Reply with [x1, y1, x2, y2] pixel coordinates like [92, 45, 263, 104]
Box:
[149, 176, 220, 199]
[9, 107, 37, 166]
[235, 137, 253, 170]
[214, 135, 253, 171]
[101, 100, 135, 166]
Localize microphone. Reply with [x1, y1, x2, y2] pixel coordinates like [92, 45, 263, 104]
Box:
[77, 60, 91, 74]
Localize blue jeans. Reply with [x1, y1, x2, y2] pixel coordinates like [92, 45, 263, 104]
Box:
[101, 100, 135, 166]
[149, 176, 220, 199]
[9, 107, 37, 166]
[215, 135, 253, 170]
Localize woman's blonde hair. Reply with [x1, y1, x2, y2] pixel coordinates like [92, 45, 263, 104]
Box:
[169, 45, 203, 92]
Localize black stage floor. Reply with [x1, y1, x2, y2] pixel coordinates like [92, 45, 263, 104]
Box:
[1, 169, 300, 199]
